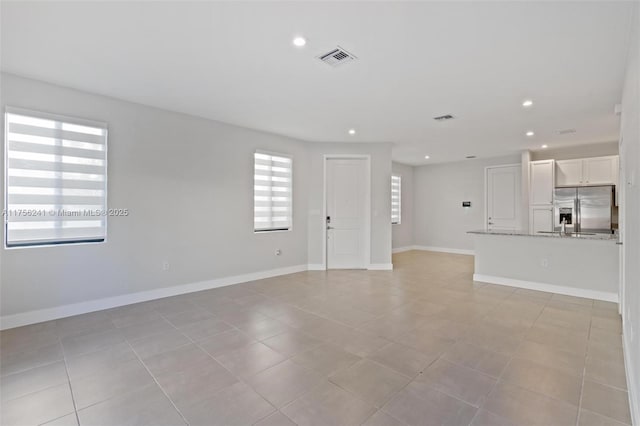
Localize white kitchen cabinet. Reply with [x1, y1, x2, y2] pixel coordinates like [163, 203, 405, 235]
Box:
[530, 160, 554, 206]
[529, 206, 554, 233]
[583, 156, 618, 186]
[555, 156, 619, 187]
[556, 159, 583, 186]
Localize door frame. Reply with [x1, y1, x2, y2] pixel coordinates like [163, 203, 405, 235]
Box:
[322, 155, 371, 270]
[484, 163, 522, 230]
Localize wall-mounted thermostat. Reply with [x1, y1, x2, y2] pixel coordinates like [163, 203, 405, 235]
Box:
[462, 201, 471, 207]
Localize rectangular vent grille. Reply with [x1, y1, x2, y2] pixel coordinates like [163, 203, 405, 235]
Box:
[318, 46, 357, 67]
[557, 128, 577, 135]
[433, 114, 454, 121]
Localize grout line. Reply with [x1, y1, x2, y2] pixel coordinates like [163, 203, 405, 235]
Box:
[58, 333, 81, 426]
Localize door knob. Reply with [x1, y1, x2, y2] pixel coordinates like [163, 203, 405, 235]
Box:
[327, 226, 334, 230]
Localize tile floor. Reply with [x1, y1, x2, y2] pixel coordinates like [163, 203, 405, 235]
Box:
[0, 251, 631, 426]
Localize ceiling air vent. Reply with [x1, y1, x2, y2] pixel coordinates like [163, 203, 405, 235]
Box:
[318, 46, 357, 67]
[557, 128, 577, 135]
[433, 114, 455, 121]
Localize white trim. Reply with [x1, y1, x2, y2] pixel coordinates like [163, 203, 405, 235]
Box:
[368, 263, 393, 270]
[307, 264, 326, 271]
[0, 264, 307, 330]
[392, 246, 413, 253]
[472, 273, 619, 302]
[322, 155, 372, 270]
[623, 325, 639, 426]
[412, 245, 475, 256]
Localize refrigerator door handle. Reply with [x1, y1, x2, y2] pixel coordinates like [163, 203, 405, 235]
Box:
[575, 198, 580, 233]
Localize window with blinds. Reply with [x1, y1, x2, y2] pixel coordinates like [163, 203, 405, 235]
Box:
[254, 151, 292, 232]
[391, 174, 401, 225]
[4, 108, 108, 247]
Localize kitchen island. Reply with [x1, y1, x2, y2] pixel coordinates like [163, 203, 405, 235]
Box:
[469, 229, 619, 302]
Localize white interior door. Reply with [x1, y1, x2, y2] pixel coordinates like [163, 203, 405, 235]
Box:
[326, 158, 367, 269]
[487, 165, 522, 230]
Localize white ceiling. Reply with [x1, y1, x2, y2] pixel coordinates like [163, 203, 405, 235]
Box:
[1, 1, 634, 165]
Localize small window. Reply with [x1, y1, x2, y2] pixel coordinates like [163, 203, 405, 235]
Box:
[254, 151, 292, 232]
[391, 174, 401, 225]
[4, 108, 108, 247]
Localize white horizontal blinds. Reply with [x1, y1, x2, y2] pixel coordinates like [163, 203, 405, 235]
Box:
[5, 108, 108, 247]
[254, 151, 292, 231]
[391, 175, 401, 224]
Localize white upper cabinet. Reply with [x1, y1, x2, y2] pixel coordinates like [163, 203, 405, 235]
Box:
[556, 159, 583, 186]
[530, 160, 555, 206]
[555, 156, 618, 187]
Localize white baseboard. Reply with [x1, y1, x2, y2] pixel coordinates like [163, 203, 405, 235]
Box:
[307, 264, 326, 271]
[392, 246, 413, 254]
[623, 324, 639, 426]
[0, 264, 308, 330]
[413, 245, 475, 256]
[472, 274, 618, 303]
[368, 263, 394, 271]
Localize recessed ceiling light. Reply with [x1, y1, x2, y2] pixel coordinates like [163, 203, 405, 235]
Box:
[348, 129, 356, 135]
[522, 99, 534, 107]
[292, 37, 306, 47]
[424, 155, 430, 159]
[541, 144, 548, 149]
[526, 131, 535, 137]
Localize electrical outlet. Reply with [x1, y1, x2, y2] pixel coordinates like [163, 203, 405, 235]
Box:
[540, 258, 549, 268]
[275, 249, 282, 256]
[162, 260, 170, 271]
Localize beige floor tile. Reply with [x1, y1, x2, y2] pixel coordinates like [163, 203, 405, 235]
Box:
[581, 380, 632, 425]
[551, 294, 594, 307]
[71, 358, 154, 409]
[461, 323, 523, 355]
[500, 357, 582, 406]
[0, 360, 68, 402]
[536, 307, 592, 332]
[329, 359, 411, 407]
[513, 340, 586, 377]
[579, 409, 630, 426]
[262, 331, 322, 357]
[394, 328, 456, 357]
[470, 409, 516, 426]
[110, 309, 162, 329]
[368, 342, 435, 377]
[197, 328, 256, 356]
[442, 341, 510, 378]
[65, 341, 137, 381]
[416, 358, 497, 407]
[526, 323, 588, 356]
[154, 358, 238, 410]
[1, 382, 75, 426]
[119, 318, 176, 341]
[281, 381, 376, 426]
[291, 343, 361, 376]
[361, 410, 405, 426]
[237, 317, 293, 340]
[41, 413, 79, 426]
[129, 329, 191, 359]
[0, 342, 64, 376]
[382, 385, 477, 426]
[162, 307, 215, 328]
[61, 328, 125, 357]
[214, 342, 286, 378]
[142, 344, 213, 376]
[77, 383, 186, 426]
[176, 317, 232, 341]
[586, 357, 628, 390]
[483, 382, 578, 425]
[180, 381, 274, 426]
[247, 360, 323, 407]
[587, 339, 625, 363]
[254, 411, 297, 426]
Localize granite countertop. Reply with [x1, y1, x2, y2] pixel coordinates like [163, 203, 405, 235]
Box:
[468, 229, 619, 241]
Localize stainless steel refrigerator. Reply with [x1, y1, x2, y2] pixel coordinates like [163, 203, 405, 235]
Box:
[554, 186, 614, 234]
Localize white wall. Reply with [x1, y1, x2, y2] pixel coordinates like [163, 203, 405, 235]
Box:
[530, 141, 619, 161]
[392, 162, 414, 250]
[0, 73, 314, 318]
[619, 5, 639, 423]
[412, 155, 520, 252]
[306, 142, 393, 268]
[0, 73, 395, 323]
